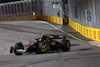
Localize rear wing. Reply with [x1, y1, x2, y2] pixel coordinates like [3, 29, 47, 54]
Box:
[49, 35, 66, 39]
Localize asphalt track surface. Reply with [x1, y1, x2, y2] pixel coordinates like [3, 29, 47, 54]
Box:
[0, 21, 100, 67]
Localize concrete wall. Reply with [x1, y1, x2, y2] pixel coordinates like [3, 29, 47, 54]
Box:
[41, 0, 63, 18]
[36, 0, 100, 28]
[35, 0, 42, 15]
[68, 0, 100, 28]
[95, 0, 100, 28]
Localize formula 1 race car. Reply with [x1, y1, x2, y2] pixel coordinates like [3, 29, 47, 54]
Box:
[10, 35, 71, 55]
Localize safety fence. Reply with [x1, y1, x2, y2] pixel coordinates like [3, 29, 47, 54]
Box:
[0, 12, 33, 18]
[69, 19, 100, 42]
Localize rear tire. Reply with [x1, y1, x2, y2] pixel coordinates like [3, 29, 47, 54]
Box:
[38, 42, 50, 53]
[61, 40, 71, 52]
[45, 43, 50, 53]
[35, 42, 44, 54]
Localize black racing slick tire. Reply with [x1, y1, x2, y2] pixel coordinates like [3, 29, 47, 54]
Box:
[45, 43, 50, 53]
[35, 42, 44, 54]
[61, 40, 71, 52]
[14, 42, 24, 55]
[38, 42, 50, 53]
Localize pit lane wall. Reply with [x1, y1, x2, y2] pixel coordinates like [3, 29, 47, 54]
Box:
[69, 19, 100, 42]
[0, 15, 63, 25]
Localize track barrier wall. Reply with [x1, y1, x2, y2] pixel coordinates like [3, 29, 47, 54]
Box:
[0, 15, 63, 25]
[0, 15, 36, 21]
[36, 15, 63, 25]
[69, 19, 100, 42]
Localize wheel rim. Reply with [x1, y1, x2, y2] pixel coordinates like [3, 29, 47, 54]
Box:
[67, 41, 71, 50]
[46, 43, 50, 52]
[42, 46, 45, 52]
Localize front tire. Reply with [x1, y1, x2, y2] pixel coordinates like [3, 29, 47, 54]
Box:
[14, 42, 24, 55]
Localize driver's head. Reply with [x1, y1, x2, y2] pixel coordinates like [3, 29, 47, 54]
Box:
[42, 33, 45, 36]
